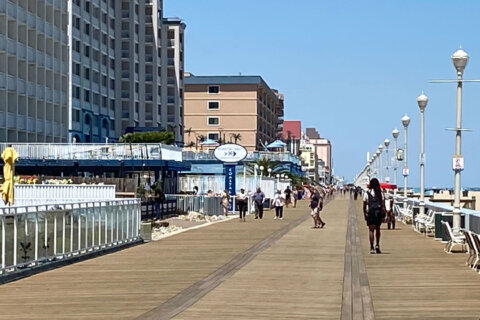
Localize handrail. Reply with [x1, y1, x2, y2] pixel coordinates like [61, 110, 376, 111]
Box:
[0, 198, 141, 275]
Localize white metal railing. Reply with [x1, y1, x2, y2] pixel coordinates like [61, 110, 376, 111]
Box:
[0, 198, 141, 274]
[4, 184, 117, 207]
[0, 143, 182, 162]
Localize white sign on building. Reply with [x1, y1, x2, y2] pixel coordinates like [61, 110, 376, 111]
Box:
[214, 144, 248, 163]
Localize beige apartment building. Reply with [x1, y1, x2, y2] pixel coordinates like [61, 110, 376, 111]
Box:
[306, 127, 332, 183]
[183, 75, 284, 151]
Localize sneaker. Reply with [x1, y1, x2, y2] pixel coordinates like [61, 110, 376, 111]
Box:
[370, 248, 376, 254]
[274, 216, 278, 219]
[255, 217, 258, 219]
[375, 245, 381, 254]
[320, 222, 326, 228]
[279, 217, 283, 220]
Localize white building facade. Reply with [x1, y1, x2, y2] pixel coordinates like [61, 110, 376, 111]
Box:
[0, 0, 69, 142]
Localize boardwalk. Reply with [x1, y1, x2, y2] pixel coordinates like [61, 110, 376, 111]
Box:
[1, 197, 480, 319]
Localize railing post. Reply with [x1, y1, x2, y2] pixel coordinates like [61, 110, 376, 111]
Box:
[54, 212, 57, 255]
[78, 208, 81, 251]
[34, 210, 38, 261]
[70, 209, 74, 252]
[62, 211, 65, 254]
[13, 214, 17, 267]
[1, 215, 5, 269]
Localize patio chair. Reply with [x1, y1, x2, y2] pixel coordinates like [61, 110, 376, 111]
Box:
[462, 230, 479, 269]
[470, 231, 480, 272]
[423, 211, 439, 237]
[441, 221, 465, 253]
[414, 209, 433, 232]
[400, 204, 413, 224]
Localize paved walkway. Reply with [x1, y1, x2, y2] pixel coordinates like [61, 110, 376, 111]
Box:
[1, 197, 480, 319]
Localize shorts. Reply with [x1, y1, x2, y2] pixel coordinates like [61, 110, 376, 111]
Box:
[365, 213, 383, 226]
[311, 208, 319, 217]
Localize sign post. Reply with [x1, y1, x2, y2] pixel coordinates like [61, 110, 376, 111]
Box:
[214, 144, 248, 213]
[225, 163, 236, 211]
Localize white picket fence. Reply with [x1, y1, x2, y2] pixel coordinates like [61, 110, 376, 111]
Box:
[0, 184, 116, 207]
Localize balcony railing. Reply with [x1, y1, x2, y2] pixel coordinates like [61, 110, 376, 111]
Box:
[0, 143, 183, 162]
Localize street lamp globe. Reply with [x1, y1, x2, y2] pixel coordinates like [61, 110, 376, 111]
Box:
[276, 174, 280, 178]
[401, 114, 410, 128]
[451, 47, 469, 74]
[384, 138, 390, 148]
[267, 168, 272, 173]
[254, 164, 259, 170]
[378, 144, 383, 152]
[392, 128, 399, 139]
[417, 92, 428, 111]
[375, 150, 381, 156]
[259, 165, 264, 171]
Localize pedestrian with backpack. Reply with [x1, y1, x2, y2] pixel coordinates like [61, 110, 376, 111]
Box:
[363, 178, 386, 254]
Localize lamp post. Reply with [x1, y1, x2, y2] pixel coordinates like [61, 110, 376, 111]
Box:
[392, 128, 399, 195]
[259, 165, 264, 180]
[417, 92, 428, 217]
[384, 138, 390, 183]
[276, 173, 280, 185]
[451, 47, 469, 229]
[267, 168, 272, 177]
[378, 144, 384, 181]
[401, 114, 411, 207]
[375, 150, 381, 179]
[254, 164, 259, 187]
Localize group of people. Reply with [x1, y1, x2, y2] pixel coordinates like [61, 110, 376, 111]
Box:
[217, 186, 300, 221]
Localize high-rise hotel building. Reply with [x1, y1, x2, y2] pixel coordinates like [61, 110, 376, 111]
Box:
[0, 0, 69, 142]
[0, 0, 185, 143]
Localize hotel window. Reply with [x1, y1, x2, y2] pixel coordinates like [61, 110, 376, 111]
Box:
[207, 117, 219, 126]
[208, 133, 219, 141]
[208, 85, 219, 94]
[208, 101, 219, 110]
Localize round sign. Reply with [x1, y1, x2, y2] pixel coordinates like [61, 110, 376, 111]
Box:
[214, 144, 248, 163]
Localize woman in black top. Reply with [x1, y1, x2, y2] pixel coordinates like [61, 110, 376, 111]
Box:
[363, 178, 386, 254]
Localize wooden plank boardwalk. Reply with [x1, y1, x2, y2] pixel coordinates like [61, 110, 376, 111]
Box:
[354, 199, 480, 320]
[0, 196, 480, 319]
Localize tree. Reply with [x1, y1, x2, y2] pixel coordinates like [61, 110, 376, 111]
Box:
[185, 127, 193, 144]
[230, 133, 242, 144]
[118, 131, 175, 144]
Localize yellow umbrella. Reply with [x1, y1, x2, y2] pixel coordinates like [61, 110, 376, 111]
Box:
[1, 146, 19, 205]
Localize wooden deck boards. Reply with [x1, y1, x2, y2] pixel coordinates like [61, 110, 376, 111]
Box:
[1, 197, 480, 319]
[172, 198, 348, 319]
[355, 199, 480, 319]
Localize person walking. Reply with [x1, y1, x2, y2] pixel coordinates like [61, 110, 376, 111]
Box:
[252, 187, 265, 219]
[273, 190, 285, 220]
[236, 188, 248, 221]
[292, 187, 298, 208]
[221, 189, 230, 216]
[385, 193, 395, 230]
[310, 188, 325, 228]
[154, 187, 166, 220]
[284, 186, 292, 208]
[363, 178, 386, 254]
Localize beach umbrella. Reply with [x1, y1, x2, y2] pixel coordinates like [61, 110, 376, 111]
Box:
[379, 182, 397, 190]
[266, 140, 287, 149]
[1, 146, 19, 205]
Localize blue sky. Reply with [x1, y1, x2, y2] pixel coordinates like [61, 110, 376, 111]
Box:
[165, 0, 480, 188]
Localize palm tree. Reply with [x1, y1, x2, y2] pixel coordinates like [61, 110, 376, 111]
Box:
[230, 133, 242, 144]
[195, 134, 206, 151]
[185, 127, 193, 144]
[247, 157, 289, 176]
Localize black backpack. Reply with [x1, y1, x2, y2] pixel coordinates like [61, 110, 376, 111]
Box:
[367, 191, 385, 219]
